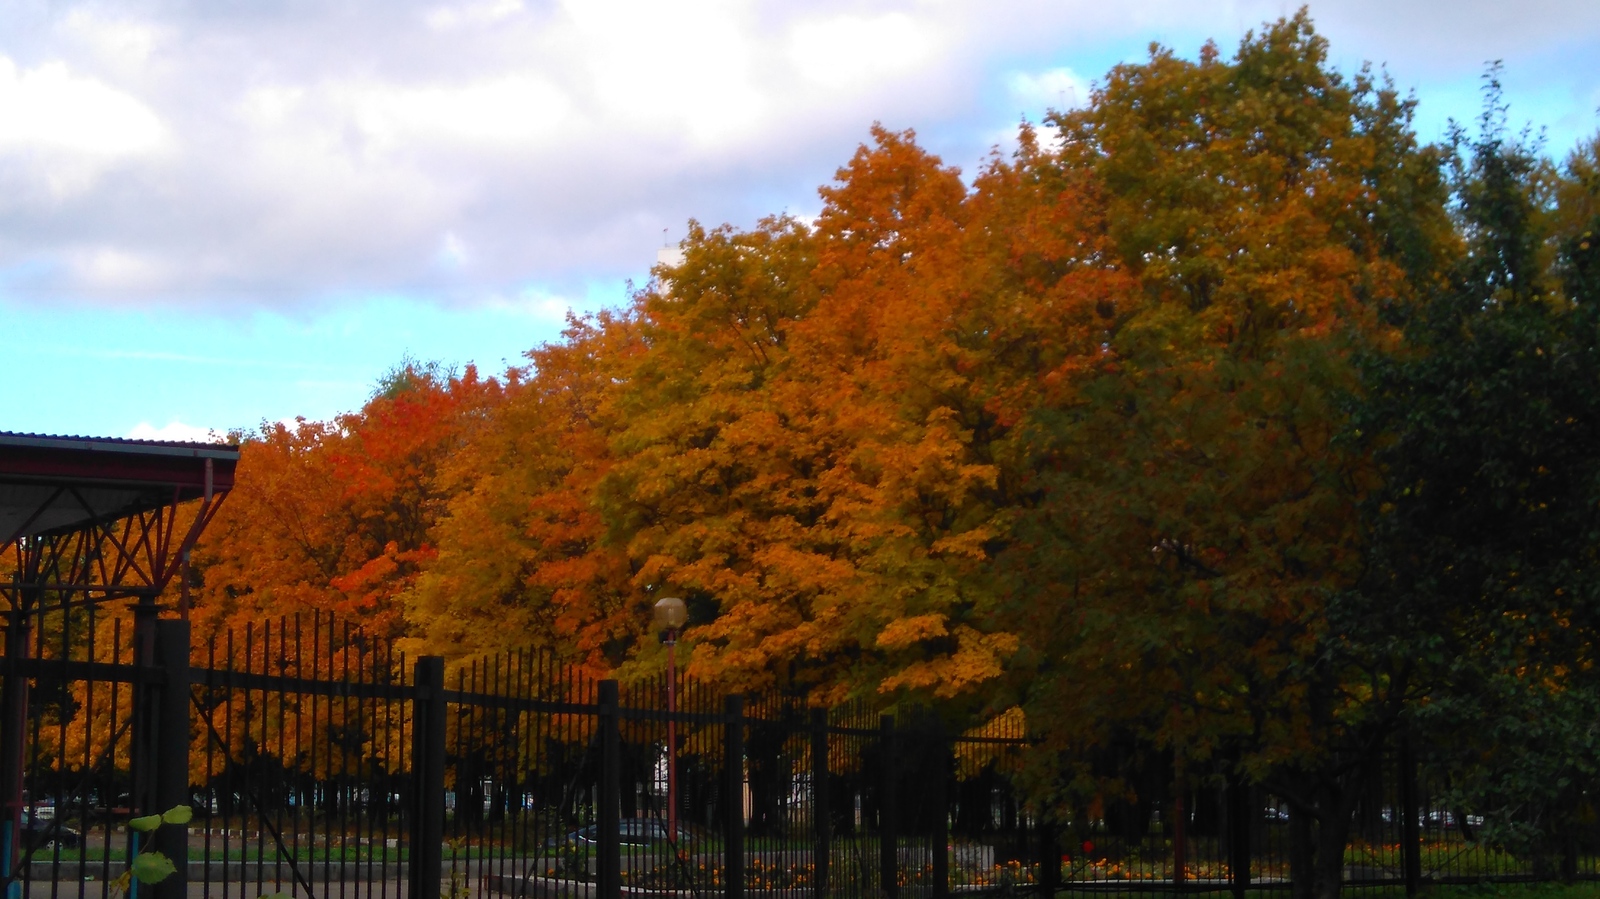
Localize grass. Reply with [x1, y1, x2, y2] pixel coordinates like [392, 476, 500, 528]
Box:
[1424, 885, 1600, 899]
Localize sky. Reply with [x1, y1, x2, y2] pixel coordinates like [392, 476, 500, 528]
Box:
[2, 0, 1597, 441]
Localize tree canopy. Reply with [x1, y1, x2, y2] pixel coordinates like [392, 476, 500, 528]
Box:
[186, 16, 1600, 899]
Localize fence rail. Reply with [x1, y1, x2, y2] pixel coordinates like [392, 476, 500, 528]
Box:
[0, 604, 1596, 899]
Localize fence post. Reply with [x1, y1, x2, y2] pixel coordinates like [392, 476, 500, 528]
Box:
[1399, 738, 1422, 897]
[1038, 819, 1059, 899]
[1227, 773, 1250, 899]
[810, 709, 829, 899]
[1172, 788, 1186, 889]
[598, 681, 621, 899]
[129, 594, 161, 899]
[0, 605, 32, 898]
[932, 722, 948, 899]
[879, 715, 897, 899]
[131, 599, 159, 816]
[723, 696, 745, 899]
[150, 619, 191, 899]
[408, 657, 447, 899]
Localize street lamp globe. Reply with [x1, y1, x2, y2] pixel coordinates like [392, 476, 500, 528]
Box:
[653, 596, 687, 632]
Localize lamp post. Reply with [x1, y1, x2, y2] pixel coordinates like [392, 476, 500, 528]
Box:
[652, 596, 687, 838]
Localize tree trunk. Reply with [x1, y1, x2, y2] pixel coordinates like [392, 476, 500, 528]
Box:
[1312, 799, 1351, 899]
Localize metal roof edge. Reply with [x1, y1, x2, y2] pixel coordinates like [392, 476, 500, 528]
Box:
[0, 432, 240, 462]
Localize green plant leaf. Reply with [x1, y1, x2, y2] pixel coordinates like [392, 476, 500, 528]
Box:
[128, 815, 163, 833]
[131, 851, 177, 884]
[161, 805, 193, 825]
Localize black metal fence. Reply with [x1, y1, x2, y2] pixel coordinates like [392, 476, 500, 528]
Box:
[1, 604, 1597, 899]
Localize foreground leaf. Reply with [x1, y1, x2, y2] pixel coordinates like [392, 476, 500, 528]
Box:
[161, 805, 193, 825]
[131, 851, 177, 884]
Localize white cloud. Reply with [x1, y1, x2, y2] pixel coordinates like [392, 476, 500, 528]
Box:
[71, 247, 172, 292]
[495, 288, 578, 322]
[788, 13, 942, 91]
[437, 232, 471, 269]
[0, 58, 165, 156]
[127, 421, 225, 443]
[337, 75, 574, 152]
[58, 10, 160, 71]
[1008, 67, 1089, 113]
[0, 57, 167, 197]
[0, 0, 1592, 313]
[425, 0, 526, 30]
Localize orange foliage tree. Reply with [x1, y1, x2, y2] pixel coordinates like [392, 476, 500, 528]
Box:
[192, 362, 503, 642]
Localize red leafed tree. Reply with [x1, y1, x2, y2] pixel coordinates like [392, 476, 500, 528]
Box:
[191, 362, 503, 641]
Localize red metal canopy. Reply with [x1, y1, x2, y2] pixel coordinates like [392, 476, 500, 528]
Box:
[0, 432, 239, 612]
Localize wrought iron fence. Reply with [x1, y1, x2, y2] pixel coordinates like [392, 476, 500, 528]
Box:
[1, 604, 1597, 899]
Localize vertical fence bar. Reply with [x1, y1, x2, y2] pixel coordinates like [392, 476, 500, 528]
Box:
[811, 710, 829, 899]
[408, 657, 446, 899]
[151, 619, 191, 899]
[723, 696, 744, 899]
[879, 715, 896, 899]
[597, 681, 621, 899]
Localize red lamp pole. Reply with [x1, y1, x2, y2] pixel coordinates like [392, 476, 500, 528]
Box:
[654, 596, 687, 842]
[666, 629, 678, 838]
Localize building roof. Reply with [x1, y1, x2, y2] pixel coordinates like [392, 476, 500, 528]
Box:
[0, 431, 239, 542]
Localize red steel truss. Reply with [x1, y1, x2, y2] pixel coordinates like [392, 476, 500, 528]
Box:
[0, 432, 239, 615]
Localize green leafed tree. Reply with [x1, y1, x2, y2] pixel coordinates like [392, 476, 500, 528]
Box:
[1351, 78, 1600, 874]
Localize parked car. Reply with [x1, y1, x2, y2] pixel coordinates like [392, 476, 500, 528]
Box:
[545, 818, 698, 848]
[19, 811, 81, 850]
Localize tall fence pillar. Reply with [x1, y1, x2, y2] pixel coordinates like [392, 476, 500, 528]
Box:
[723, 696, 745, 899]
[810, 709, 829, 899]
[1227, 773, 1251, 899]
[597, 681, 621, 899]
[408, 657, 447, 899]
[149, 619, 190, 899]
[1399, 738, 1422, 897]
[931, 724, 949, 899]
[1038, 819, 1059, 899]
[0, 605, 32, 898]
[130, 596, 160, 889]
[879, 715, 897, 899]
[1172, 788, 1187, 888]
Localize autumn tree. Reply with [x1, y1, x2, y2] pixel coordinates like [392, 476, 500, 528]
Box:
[192, 361, 502, 641]
[401, 315, 640, 668]
[579, 119, 1136, 713]
[995, 15, 1452, 899]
